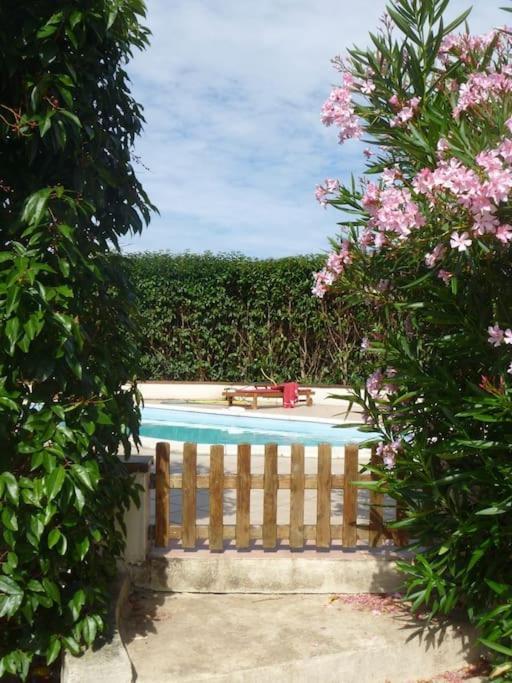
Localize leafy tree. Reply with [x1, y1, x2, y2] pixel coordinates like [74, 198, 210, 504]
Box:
[0, 1, 152, 677]
[316, 0, 512, 677]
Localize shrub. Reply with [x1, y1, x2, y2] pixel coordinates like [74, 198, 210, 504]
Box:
[316, 0, 512, 676]
[126, 251, 368, 385]
[0, 2, 152, 677]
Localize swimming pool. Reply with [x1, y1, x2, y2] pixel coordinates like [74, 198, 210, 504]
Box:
[140, 406, 372, 446]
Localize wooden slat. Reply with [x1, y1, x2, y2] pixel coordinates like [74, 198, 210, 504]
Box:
[395, 504, 408, 548]
[209, 445, 224, 551]
[168, 524, 344, 542]
[289, 443, 305, 549]
[155, 442, 170, 547]
[168, 473, 350, 489]
[236, 444, 251, 548]
[343, 444, 358, 547]
[182, 442, 197, 549]
[316, 444, 332, 548]
[263, 444, 278, 549]
[369, 447, 384, 547]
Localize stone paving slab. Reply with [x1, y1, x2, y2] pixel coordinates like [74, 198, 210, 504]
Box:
[122, 591, 483, 683]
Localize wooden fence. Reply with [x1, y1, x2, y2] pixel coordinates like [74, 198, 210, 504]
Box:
[152, 441, 402, 551]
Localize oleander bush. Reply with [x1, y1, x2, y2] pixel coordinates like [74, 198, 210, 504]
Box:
[126, 251, 367, 385]
[316, 0, 512, 676]
[0, 2, 152, 678]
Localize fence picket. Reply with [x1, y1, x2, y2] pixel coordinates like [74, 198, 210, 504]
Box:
[263, 444, 278, 549]
[236, 444, 251, 548]
[316, 444, 332, 548]
[182, 442, 197, 549]
[290, 444, 305, 549]
[155, 442, 170, 548]
[343, 444, 358, 547]
[369, 447, 384, 547]
[209, 445, 224, 551]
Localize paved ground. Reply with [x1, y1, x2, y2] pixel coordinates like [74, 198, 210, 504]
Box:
[122, 591, 484, 683]
[149, 399, 361, 422]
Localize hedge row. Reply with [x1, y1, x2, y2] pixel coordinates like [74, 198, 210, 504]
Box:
[126, 252, 365, 384]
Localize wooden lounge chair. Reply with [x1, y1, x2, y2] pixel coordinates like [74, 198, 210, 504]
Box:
[222, 385, 314, 409]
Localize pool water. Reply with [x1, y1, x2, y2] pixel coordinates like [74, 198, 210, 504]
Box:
[140, 407, 372, 446]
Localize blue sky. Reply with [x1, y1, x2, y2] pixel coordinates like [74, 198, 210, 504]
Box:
[123, 0, 508, 257]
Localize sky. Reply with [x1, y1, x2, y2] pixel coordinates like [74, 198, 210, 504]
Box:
[123, 0, 509, 257]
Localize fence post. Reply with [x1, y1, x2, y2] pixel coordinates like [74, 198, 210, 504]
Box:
[155, 442, 170, 548]
[343, 444, 358, 547]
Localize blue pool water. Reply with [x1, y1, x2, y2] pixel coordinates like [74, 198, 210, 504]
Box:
[140, 407, 372, 446]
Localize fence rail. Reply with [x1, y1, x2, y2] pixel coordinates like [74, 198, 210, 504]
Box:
[151, 441, 402, 551]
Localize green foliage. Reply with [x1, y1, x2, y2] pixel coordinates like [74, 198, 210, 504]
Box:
[0, 1, 152, 677]
[320, 0, 512, 676]
[126, 251, 367, 385]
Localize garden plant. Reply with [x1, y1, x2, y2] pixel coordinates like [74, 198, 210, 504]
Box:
[0, 1, 152, 678]
[126, 251, 368, 385]
[315, 0, 512, 677]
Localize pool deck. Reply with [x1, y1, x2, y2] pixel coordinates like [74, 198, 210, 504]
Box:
[146, 399, 363, 423]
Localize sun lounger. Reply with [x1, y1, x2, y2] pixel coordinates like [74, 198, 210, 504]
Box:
[222, 385, 314, 409]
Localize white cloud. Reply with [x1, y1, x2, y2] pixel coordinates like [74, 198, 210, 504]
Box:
[123, 0, 509, 256]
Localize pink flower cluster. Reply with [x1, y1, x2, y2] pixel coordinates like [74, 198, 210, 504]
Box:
[487, 323, 512, 347]
[389, 95, 421, 128]
[487, 323, 512, 375]
[366, 367, 398, 399]
[438, 31, 503, 65]
[315, 178, 340, 206]
[362, 182, 425, 243]
[413, 152, 512, 251]
[454, 71, 512, 118]
[321, 74, 363, 144]
[376, 440, 402, 469]
[312, 241, 352, 298]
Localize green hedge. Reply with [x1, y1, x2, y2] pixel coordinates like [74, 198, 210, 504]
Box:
[126, 252, 365, 384]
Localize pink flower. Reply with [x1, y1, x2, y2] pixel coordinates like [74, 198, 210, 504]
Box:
[315, 178, 340, 206]
[507, 116, 512, 134]
[454, 71, 512, 118]
[366, 370, 383, 398]
[361, 337, 369, 350]
[497, 224, 512, 244]
[438, 269, 453, 285]
[376, 440, 402, 470]
[358, 228, 375, 247]
[321, 84, 362, 144]
[508, 362, 512, 375]
[488, 324, 505, 347]
[476, 151, 503, 173]
[312, 269, 334, 298]
[450, 231, 472, 252]
[363, 147, 374, 159]
[390, 97, 420, 127]
[360, 79, 376, 95]
[425, 243, 446, 268]
[504, 329, 512, 345]
[436, 138, 449, 157]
